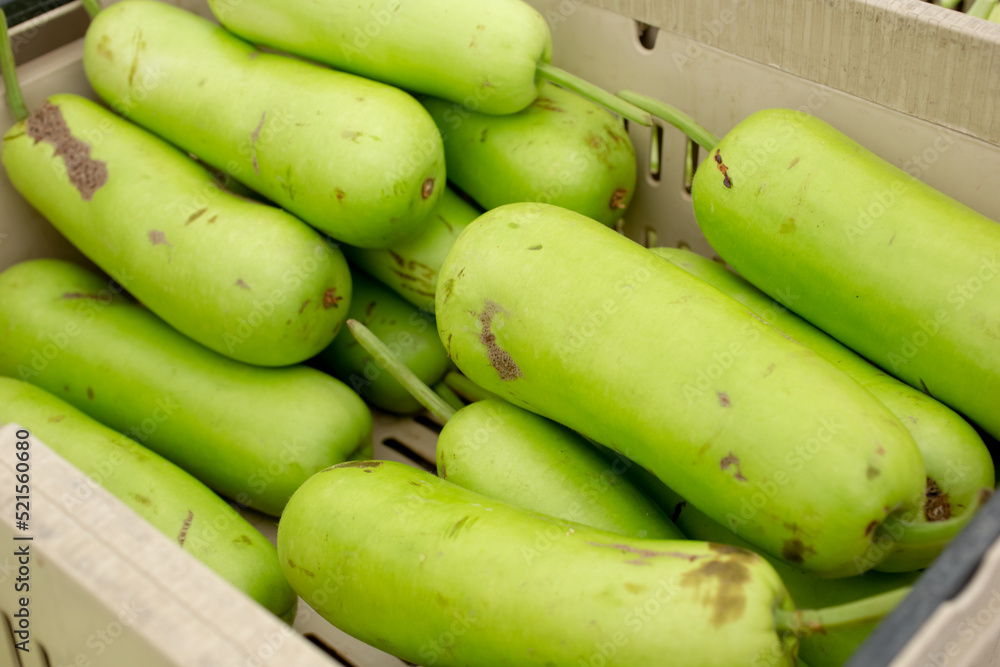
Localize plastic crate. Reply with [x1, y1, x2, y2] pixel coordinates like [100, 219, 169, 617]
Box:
[2, 0, 1000, 665]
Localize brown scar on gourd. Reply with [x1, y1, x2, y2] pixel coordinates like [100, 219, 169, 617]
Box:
[478, 300, 523, 381]
[26, 102, 108, 200]
[586, 541, 709, 562]
[250, 111, 266, 176]
[717, 392, 730, 407]
[323, 288, 342, 309]
[714, 150, 732, 189]
[334, 460, 383, 470]
[298, 299, 310, 313]
[422, 178, 435, 199]
[681, 558, 751, 627]
[186, 208, 207, 225]
[609, 188, 628, 210]
[924, 477, 951, 522]
[719, 452, 746, 482]
[287, 558, 315, 578]
[235, 279, 250, 290]
[148, 230, 171, 246]
[532, 98, 565, 113]
[781, 539, 814, 564]
[177, 510, 194, 547]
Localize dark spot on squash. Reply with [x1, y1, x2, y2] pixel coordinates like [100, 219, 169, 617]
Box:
[131, 493, 152, 506]
[185, 208, 207, 225]
[237, 534, 253, 545]
[208, 215, 218, 224]
[365, 301, 376, 318]
[586, 542, 708, 562]
[177, 510, 194, 547]
[480, 128, 489, 142]
[447, 516, 478, 539]
[925, 477, 951, 522]
[335, 460, 382, 470]
[865, 520, 879, 536]
[287, 558, 315, 578]
[48, 414, 66, 423]
[235, 279, 250, 290]
[533, 97, 565, 113]
[781, 539, 814, 564]
[780, 219, 796, 234]
[323, 288, 342, 309]
[528, 244, 542, 250]
[609, 188, 628, 210]
[717, 392, 730, 407]
[26, 102, 108, 200]
[681, 559, 750, 627]
[148, 230, 171, 246]
[478, 300, 523, 381]
[714, 149, 732, 189]
[86, 387, 94, 400]
[788, 157, 800, 169]
[335, 188, 346, 201]
[719, 452, 746, 482]
[422, 178, 435, 199]
[62, 292, 102, 300]
[866, 465, 881, 479]
[250, 111, 266, 176]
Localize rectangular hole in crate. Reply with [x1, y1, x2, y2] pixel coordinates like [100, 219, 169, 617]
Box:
[412, 413, 444, 435]
[382, 438, 436, 473]
[303, 633, 354, 666]
[683, 138, 699, 195]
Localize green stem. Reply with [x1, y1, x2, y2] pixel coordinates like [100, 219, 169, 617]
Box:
[968, 0, 998, 17]
[649, 124, 661, 177]
[444, 371, 499, 403]
[0, 10, 27, 122]
[433, 380, 466, 413]
[617, 90, 720, 151]
[536, 62, 652, 127]
[346, 320, 456, 423]
[81, 0, 103, 19]
[936, 0, 963, 7]
[774, 588, 910, 636]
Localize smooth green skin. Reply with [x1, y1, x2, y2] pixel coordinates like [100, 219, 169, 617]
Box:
[344, 187, 479, 313]
[422, 83, 637, 226]
[652, 248, 995, 526]
[0, 259, 373, 516]
[437, 399, 684, 540]
[691, 109, 1000, 440]
[208, 0, 552, 116]
[1, 94, 350, 367]
[436, 203, 927, 577]
[279, 460, 797, 666]
[629, 465, 919, 667]
[83, 1, 445, 249]
[316, 272, 449, 414]
[0, 378, 297, 622]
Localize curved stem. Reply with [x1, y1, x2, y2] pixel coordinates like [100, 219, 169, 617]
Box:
[774, 587, 910, 636]
[536, 62, 652, 127]
[968, 0, 998, 17]
[346, 320, 456, 423]
[444, 371, 499, 403]
[617, 90, 720, 151]
[433, 380, 466, 412]
[81, 0, 103, 19]
[0, 11, 27, 122]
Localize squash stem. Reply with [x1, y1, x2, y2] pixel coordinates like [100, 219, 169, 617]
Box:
[617, 90, 720, 151]
[444, 371, 499, 403]
[0, 11, 27, 121]
[82, 0, 103, 19]
[347, 319, 457, 423]
[536, 62, 652, 127]
[775, 588, 910, 636]
[433, 380, 466, 412]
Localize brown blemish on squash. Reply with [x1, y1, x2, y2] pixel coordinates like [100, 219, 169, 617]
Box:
[236, 534, 253, 545]
[208, 215, 218, 224]
[48, 415, 66, 423]
[478, 300, 523, 381]
[708, 543, 749, 557]
[422, 178, 435, 199]
[335, 188, 346, 201]
[131, 493, 152, 506]
[148, 230, 171, 246]
[782, 539, 814, 564]
[335, 460, 382, 470]
[389, 250, 405, 267]
[681, 559, 751, 627]
[714, 150, 732, 189]
[586, 542, 709, 562]
[235, 279, 250, 290]
[867, 465, 881, 479]
[609, 188, 628, 210]
[865, 520, 879, 537]
[780, 219, 796, 234]
[788, 157, 800, 169]
[186, 208, 207, 225]
[299, 300, 310, 314]
[62, 292, 102, 300]
[250, 111, 266, 176]
[97, 35, 114, 61]
[26, 102, 108, 200]
[719, 452, 746, 482]
[323, 288, 342, 309]
[528, 244, 542, 250]
[925, 477, 951, 522]
[717, 392, 730, 407]
[86, 387, 94, 400]
[533, 98, 565, 113]
[447, 515, 478, 539]
[287, 559, 315, 578]
[177, 510, 194, 547]
[480, 128, 489, 142]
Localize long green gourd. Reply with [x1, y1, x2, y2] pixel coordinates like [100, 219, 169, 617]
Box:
[281, 460, 908, 666]
[0, 259, 372, 516]
[0, 378, 297, 622]
[1, 94, 350, 367]
[628, 465, 920, 667]
[433, 202, 960, 577]
[422, 83, 637, 226]
[651, 248, 995, 535]
[343, 187, 480, 313]
[82, 0, 445, 249]
[316, 273, 450, 414]
[206, 0, 652, 124]
[346, 319, 682, 539]
[619, 91, 1000, 441]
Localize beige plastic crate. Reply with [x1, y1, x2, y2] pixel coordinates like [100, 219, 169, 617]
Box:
[1, 0, 1000, 665]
